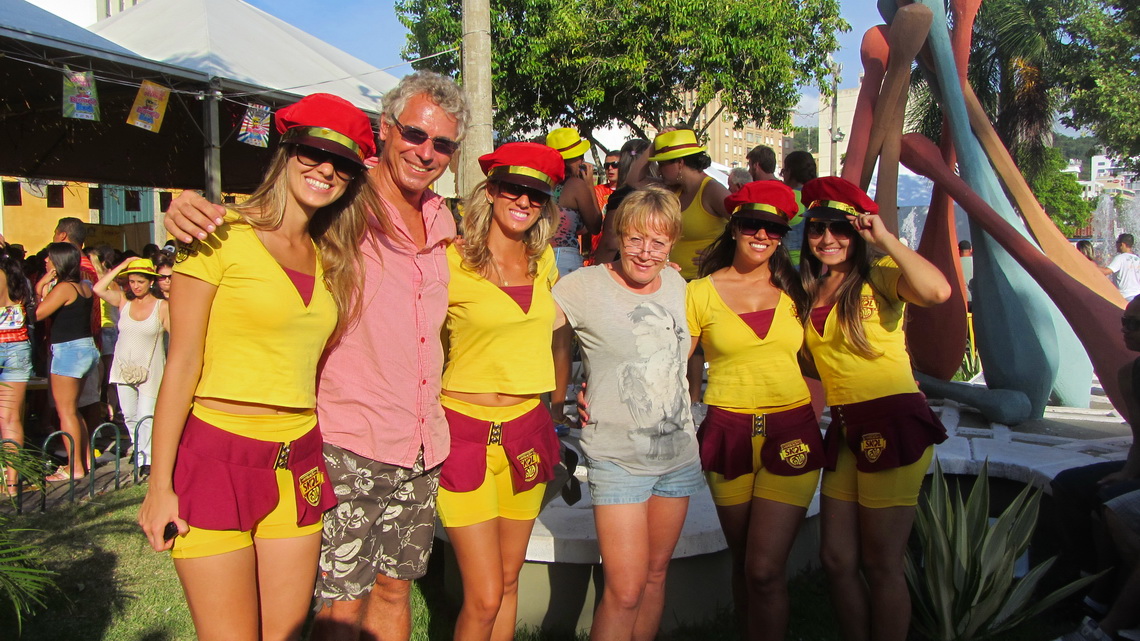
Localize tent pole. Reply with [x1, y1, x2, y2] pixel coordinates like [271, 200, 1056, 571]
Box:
[203, 78, 222, 201]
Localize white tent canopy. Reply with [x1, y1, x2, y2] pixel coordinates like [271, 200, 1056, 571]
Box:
[91, 0, 399, 112]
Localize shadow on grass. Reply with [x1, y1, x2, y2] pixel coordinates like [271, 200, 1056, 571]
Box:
[2, 490, 148, 640]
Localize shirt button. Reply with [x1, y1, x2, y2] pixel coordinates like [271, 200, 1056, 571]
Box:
[421, 379, 427, 385]
[420, 337, 426, 343]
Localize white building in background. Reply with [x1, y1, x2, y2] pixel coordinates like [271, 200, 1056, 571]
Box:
[1090, 154, 1137, 200]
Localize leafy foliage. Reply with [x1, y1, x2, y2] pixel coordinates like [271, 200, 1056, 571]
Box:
[1029, 148, 1094, 235]
[1056, 0, 1140, 166]
[395, 0, 846, 147]
[791, 127, 820, 154]
[906, 460, 1097, 641]
[0, 446, 55, 633]
[1052, 133, 1102, 182]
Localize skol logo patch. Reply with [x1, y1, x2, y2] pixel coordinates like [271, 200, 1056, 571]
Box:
[779, 439, 810, 469]
[861, 432, 886, 463]
[859, 294, 877, 320]
[517, 448, 540, 482]
[174, 240, 198, 264]
[298, 467, 324, 507]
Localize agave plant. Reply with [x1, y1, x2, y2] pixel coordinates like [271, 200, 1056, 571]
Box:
[906, 459, 1097, 641]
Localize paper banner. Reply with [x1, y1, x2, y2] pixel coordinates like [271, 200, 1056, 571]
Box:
[62, 70, 100, 121]
[238, 104, 272, 147]
[126, 80, 171, 132]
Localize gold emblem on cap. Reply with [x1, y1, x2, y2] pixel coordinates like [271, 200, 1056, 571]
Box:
[733, 202, 782, 217]
[489, 165, 554, 188]
[283, 127, 364, 160]
[809, 199, 860, 216]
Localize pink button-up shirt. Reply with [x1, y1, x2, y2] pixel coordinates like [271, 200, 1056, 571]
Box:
[317, 191, 455, 469]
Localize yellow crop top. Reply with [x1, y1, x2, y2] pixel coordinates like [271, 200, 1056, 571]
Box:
[803, 256, 917, 405]
[174, 217, 336, 408]
[670, 177, 727, 280]
[687, 279, 810, 410]
[441, 244, 559, 395]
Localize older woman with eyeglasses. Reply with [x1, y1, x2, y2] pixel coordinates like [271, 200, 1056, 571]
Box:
[553, 185, 703, 641]
[799, 177, 950, 641]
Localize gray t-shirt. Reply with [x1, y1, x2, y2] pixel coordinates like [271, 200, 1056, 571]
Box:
[553, 264, 699, 475]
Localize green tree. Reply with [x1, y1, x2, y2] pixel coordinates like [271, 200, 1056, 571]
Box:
[906, 0, 1063, 184]
[1052, 132, 1102, 181]
[396, 0, 845, 148]
[792, 126, 819, 154]
[1030, 147, 1094, 235]
[1056, 0, 1140, 166]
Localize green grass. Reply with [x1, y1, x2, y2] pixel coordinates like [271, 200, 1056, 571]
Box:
[2, 485, 1086, 640]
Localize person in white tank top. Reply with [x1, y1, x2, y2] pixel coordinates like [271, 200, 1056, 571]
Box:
[94, 257, 169, 474]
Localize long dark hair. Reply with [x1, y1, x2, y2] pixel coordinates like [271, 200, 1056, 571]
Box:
[799, 234, 881, 359]
[0, 250, 31, 304]
[124, 273, 165, 301]
[47, 242, 82, 284]
[699, 222, 809, 315]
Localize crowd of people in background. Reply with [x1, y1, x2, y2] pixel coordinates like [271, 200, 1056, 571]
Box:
[0, 219, 175, 490]
[4, 69, 1138, 641]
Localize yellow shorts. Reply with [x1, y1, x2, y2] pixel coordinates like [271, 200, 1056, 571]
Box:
[821, 440, 934, 509]
[170, 406, 323, 559]
[436, 396, 547, 528]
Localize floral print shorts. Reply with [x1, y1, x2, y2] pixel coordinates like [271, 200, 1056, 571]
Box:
[313, 444, 441, 608]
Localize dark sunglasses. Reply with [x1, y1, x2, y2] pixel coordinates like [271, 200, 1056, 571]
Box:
[734, 218, 786, 238]
[389, 117, 461, 156]
[1123, 316, 1140, 331]
[496, 181, 550, 207]
[604, 161, 620, 169]
[156, 274, 172, 281]
[293, 147, 361, 181]
[806, 220, 856, 238]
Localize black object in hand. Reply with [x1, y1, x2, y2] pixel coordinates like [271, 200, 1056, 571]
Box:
[162, 522, 179, 542]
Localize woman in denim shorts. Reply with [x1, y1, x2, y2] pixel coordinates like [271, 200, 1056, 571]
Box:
[0, 248, 34, 494]
[35, 242, 100, 481]
[552, 186, 704, 640]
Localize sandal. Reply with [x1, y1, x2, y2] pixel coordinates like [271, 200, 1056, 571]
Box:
[44, 467, 85, 483]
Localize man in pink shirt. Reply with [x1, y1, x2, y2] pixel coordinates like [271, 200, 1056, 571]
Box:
[163, 72, 469, 641]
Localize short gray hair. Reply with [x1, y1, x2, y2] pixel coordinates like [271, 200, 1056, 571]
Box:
[381, 71, 470, 139]
[728, 168, 751, 190]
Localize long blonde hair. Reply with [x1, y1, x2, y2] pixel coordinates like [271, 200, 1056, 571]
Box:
[458, 179, 557, 278]
[233, 145, 387, 338]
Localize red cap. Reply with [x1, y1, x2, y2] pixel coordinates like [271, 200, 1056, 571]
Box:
[478, 142, 566, 195]
[276, 93, 376, 167]
[801, 176, 879, 221]
[724, 181, 800, 227]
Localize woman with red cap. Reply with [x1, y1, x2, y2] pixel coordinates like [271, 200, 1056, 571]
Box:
[438, 142, 566, 641]
[686, 180, 822, 641]
[800, 176, 950, 641]
[93, 257, 169, 477]
[137, 93, 384, 641]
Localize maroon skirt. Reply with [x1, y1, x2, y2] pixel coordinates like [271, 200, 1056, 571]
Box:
[697, 403, 825, 479]
[173, 413, 336, 531]
[440, 402, 560, 494]
[824, 392, 947, 472]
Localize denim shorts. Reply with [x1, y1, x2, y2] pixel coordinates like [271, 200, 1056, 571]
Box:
[0, 341, 33, 382]
[50, 337, 100, 378]
[586, 457, 706, 505]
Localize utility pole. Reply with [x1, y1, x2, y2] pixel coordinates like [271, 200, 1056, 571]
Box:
[460, 0, 493, 197]
[829, 62, 842, 177]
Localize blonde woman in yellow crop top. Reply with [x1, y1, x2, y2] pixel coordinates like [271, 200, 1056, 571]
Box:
[137, 94, 385, 641]
[686, 181, 821, 641]
[438, 142, 567, 641]
[799, 177, 950, 641]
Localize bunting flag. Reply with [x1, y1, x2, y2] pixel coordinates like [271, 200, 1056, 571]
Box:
[126, 80, 171, 132]
[62, 69, 100, 121]
[237, 104, 272, 147]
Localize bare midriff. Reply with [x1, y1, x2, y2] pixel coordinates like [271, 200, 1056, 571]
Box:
[441, 390, 541, 408]
[194, 397, 311, 415]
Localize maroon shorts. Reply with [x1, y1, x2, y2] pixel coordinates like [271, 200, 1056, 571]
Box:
[440, 402, 559, 494]
[698, 404, 825, 479]
[173, 413, 336, 531]
[824, 392, 947, 473]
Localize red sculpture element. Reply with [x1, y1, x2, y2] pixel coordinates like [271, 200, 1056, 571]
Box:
[840, 26, 889, 186]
